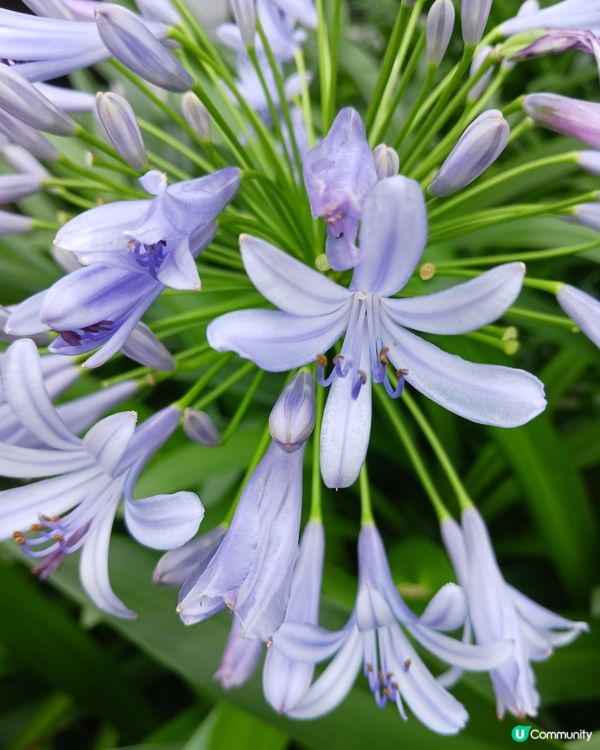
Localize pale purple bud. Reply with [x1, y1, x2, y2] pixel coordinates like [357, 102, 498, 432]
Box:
[461, 0, 493, 46]
[0, 211, 34, 236]
[577, 151, 600, 176]
[570, 202, 600, 231]
[372, 144, 400, 179]
[181, 92, 211, 142]
[136, 0, 181, 25]
[468, 45, 494, 101]
[524, 94, 600, 149]
[268, 371, 315, 452]
[427, 0, 456, 65]
[95, 92, 147, 170]
[215, 617, 263, 689]
[430, 110, 510, 197]
[1, 145, 49, 178]
[556, 284, 600, 350]
[95, 5, 194, 92]
[0, 110, 59, 161]
[0, 174, 43, 205]
[0, 64, 75, 136]
[182, 408, 222, 447]
[230, 0, 256, 48]
[22, 0, 74, 19]
[121, 322, 174, 370]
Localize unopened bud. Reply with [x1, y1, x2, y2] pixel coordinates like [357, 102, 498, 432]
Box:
[373, 144, 400, 180]
[556, 284, 600, 350]
[1, 144, 49, 178]
[269, 371, 315, 452]
[429, 110, 510, 197]
[230, 0, 256, 48]
[181, 92, 211, 142]
[467, 45, 494, 102]
[95, 5, 193, 92]
[135, 0, 181, 24]
[577, 151, 600, 177]
[0, 211, 34, 236]
[570, 203, 600, 232]
[0, 64, 75, 136]
[461, 0, 493, 46]
[0, 110, 58, 161]
[0, 174, 43, 204]
[183, 408, 222, 447]
[96, 92, 147, 170]
[524, 93, 600, 149]
[426, 0, 455, 65]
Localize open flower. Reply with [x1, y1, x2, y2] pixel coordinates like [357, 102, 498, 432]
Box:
[272, 524, 512, 733]
[441, 507, 589, 718]
[7, 168, 240, 367]
[208, 176, 546, 488]
[0, 339, 204, 618]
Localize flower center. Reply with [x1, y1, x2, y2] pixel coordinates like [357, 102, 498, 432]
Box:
[59, 320, 114, 348]
[128, 239, 168, 276]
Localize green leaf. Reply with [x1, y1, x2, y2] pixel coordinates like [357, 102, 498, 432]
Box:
[183, 702, 287, 750]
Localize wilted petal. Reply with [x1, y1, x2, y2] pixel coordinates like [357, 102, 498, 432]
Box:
[125, 491, 204, 549]
[383, 263, 525, 334]
[350, 176, 427, 298]
[383, 320, 546, 427]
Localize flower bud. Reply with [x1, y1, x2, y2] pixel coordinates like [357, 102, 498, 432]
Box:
[181, 92, 211, 142]
[135, 0, 181, 25]
[22, 0, 74, 19]
[461, 0, 493, 46]
[0, 174, 43, 204]
[524, 93, 600, 149]
[429, 110, 510, 197]
[0, 109, 58, 161]
[0, 211, 34, 236]
[269, 371, 315, 452]
[121, 322, 174, 371]
[0, 64, 75, 136]
[373, 144, 400, 179]
[556, 284, 600, 350]
[95, 5, 194, 92]
[467, 45, 494, 101]
[577, 151, 600, 177]
[570, 202, 600, 231]
[95, 92, 147, 170]
[230, 0, 256, 48]
[1, 144, 49, 178]
[183, 408, 222, 447]
[426, 0, 455, 65]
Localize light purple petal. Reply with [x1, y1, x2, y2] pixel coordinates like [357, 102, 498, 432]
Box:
[82, 411, 138, 476]
[0, 443, 92, 478]
[125, 491, 204, 549]
[5, 292, 50, 336]
[383, 263, 525, 334]
[122, 322, 174, 371]
[57, 381, 139, 437]
[557, 284, 600, 349]
[153, 524, 227, 585]
[350, 176, 427, 298]
[418, 583, 467, 631]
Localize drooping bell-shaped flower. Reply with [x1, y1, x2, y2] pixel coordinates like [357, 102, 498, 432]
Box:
[576, 151, 600, 176]
[569, 202, 600, 231]
[556, 284, 600, 350]
[441, 508, 588, 718]
[208, 176, 545, 489]
[524, 93, 600, 149]
[0, 339, 204, 618]
[272, 524, 512, 733]
[303, 107, 378, 271]
[176, 374, 315, 640]
[430, 110, 510, 196]
[6, 168, 240, 368]
[426, 0, 456, 66]
[263, 520, 324, 713]
[230, 0, 257, 48]
[501, 0, 600, 36]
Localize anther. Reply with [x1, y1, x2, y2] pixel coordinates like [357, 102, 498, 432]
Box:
[403, 659, 412, 671]
[12, 531, 25, 544]
[30, 523, 44, 531]
[419, 262, 435, 281]
[395, 368, 408, 378]
[316, 353, 328, 367]
[379, 346, 389, 365]
[52, 533, 64, 542]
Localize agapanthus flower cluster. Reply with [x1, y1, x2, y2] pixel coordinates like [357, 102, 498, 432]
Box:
[0, 0, 596, 737]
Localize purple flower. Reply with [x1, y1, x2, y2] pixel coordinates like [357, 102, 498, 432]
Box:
[215, 616, 264, 689]
[231, 54, 305, 122]
[270, 0, 317, 29]
[515, 31, 600, 79]
[272, 525, 512, 733]
[154, 524, 227, 585]
[502, 0, 600, 36]
[263, 520, 324, 713]
[6, 168, 240, 368]
[524, 93, 600, 148]
[0, 339, 204, 618]
[176, 374, 315, 641]
[441, 508, 588, 718]
[556, 284, 600, 349]
[208, 176, 545, 489]
[303, 108, 378, 271]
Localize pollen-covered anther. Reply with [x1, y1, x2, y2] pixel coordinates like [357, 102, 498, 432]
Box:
[379, 346, 390, 365]
[365, 662, 374, 673]
[403, 658, 412, 671]
[396, 368, 409, 378]
[12, 531, 25, 545]
[419, 262, 436, 281]
[316, 353, 328, 367]
[53, 533, 64, 542]
[30, 523, 44, 531]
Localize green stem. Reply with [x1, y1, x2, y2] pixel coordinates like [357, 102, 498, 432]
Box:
[359, 464, 375, 526]
[431, 239, 600, 268]
[193, 361, 256, 411]
[294, 49, 315, 146]
[314, 0, 332, 129]
[138, 117, 211, 173]
[221, 369, 265, 443]
[310, 375, 325, 522]
[393, 63, 437, 151]
[327, 0, 343, 131]
[173, 355, 233, 410]
[506, 306, 575, 329]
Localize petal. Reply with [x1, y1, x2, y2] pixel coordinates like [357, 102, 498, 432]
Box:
[273, 621, 352, 662]
[557, 284, 600, 349]
[320, 335, 372, 489]
[356, 582, 396, 630]
[382, 319, 546, 427]
[383, 263, 525, 334]
[350, 176, 427, 297]
[508, 585, 589, 637]
[122, 322, 174, 371]
[57, 380, 139, 436]
[5, 291, 50, 336]
[239, 235, 350, 315]
[0, 443, 92, 478]
[1, 339, 79, 450]
[408, 624, 513, 670]
[263, 645, 315, 713]
[207, 306, 350, 371]
[79, 486, 137, 619]
[82, 411, 137, 476]
[125, 491, 204, 550]
[153, 524, 227, 585]
[286, 627, 363, 719]
[35, 82, 95, 113]
[155, 236, 201, 290]
[418, 583, 467, 631]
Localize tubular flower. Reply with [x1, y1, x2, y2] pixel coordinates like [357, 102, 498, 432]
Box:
[0, 339, 204, 618]
[208, 176, 546, 489]
[272, 524, 512, 733]
[441, 508, 589, 718]
[6, 168, 240, 367]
